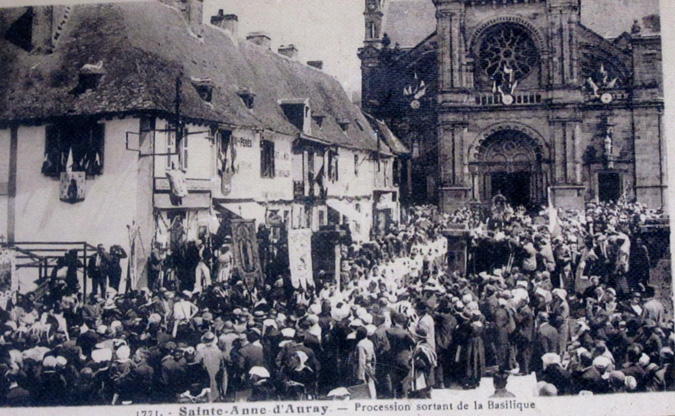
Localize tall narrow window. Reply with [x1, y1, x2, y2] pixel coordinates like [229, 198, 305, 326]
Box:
[367, 22, 378, 39]
[328, 150, 339, 182]
[260, 139, 275, 178]
[180, 132, 189, 170]
[307, 151, 315, 196]
[354, 154, 359, 176]
[412, 140, 420, 159]
[166, 125, 176, 169]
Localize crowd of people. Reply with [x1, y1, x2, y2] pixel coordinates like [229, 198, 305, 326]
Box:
[0, 198, 672, 406]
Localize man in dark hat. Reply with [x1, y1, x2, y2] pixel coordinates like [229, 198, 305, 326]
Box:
[236, 329, 265, 380]
[371, 311, 392, 398]
[435, 296, 458, 388]
[130, 349, 154, 403]
[158, 342, 183, 402]
[532, 312, 559, 374]
[88, 244, 110, 297]
[180, 347, 210, 402]
[386, 312, 415, 398]
[107, 244, 127, 293]
[513, 296, 534, 375]
[572, 350, 603, 394]
[63, 248, 83, 295]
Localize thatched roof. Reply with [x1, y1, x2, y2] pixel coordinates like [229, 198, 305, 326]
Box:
[0, 1, 390, 153]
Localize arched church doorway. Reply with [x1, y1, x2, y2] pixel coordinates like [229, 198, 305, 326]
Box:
[470, 129, 548, 207]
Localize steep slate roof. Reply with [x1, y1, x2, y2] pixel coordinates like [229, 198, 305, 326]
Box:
[381, 0, 437, 49]
[0, 1, 390, 153]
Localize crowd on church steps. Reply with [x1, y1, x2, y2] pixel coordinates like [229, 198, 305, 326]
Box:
[0, 199, 673, 406]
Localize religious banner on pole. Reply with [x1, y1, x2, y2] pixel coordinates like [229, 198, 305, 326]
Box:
[288, 228, 314, 290]
[231, 219, 263, 290]
[0, 248, 17, 310]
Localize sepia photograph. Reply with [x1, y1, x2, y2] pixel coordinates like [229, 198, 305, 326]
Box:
[0, 0, 673, 413]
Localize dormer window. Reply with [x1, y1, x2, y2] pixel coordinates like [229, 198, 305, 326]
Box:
[5, 7, 33, 52]
[191, 77, 214, 102]
[312, 114, 326, 129]
[279, 98, 311, 135]
[72, 61, 105, 94]
[337, 118, 350, 132]
[238, 87, 256, 109]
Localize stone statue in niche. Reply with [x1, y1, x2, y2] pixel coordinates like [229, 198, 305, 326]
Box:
[604, 127, 614, 168]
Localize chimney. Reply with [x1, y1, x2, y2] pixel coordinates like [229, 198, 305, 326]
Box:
[278, 44, 299, 60]
[211, 10, 238, 36]
[187, 0, 204, 36]
[159, 0, 204, 35]
[32, 6, 54, 53]
[307, 60, 323, 70]
[246, 31, 271, 49]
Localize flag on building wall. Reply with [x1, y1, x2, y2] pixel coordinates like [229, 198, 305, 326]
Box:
[66, 147, 74, 173]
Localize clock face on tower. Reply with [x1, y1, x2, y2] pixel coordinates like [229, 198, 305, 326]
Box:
[478, 23, 539, 83]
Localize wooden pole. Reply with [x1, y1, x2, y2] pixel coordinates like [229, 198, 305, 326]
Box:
[7, 125, 18, 245]
[334, 242, 341, 292]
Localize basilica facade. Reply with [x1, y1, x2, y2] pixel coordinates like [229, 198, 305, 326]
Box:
[359, 0, 665, 211]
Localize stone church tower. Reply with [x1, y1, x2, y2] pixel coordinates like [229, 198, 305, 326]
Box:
[360, 0, 664, 212]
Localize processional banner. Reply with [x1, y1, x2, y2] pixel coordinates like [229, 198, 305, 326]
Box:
[288, 229, 314, 290]
[231, 219, 263, 290]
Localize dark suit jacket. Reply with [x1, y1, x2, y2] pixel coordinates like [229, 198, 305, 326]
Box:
[237, 343, 265, 374]
[386, 326, 415, 369]
[515, 305, 534, 343]
[88, 251, 110, 279]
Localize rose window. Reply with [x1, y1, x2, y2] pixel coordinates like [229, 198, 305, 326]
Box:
[478, 23, 539, 82]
